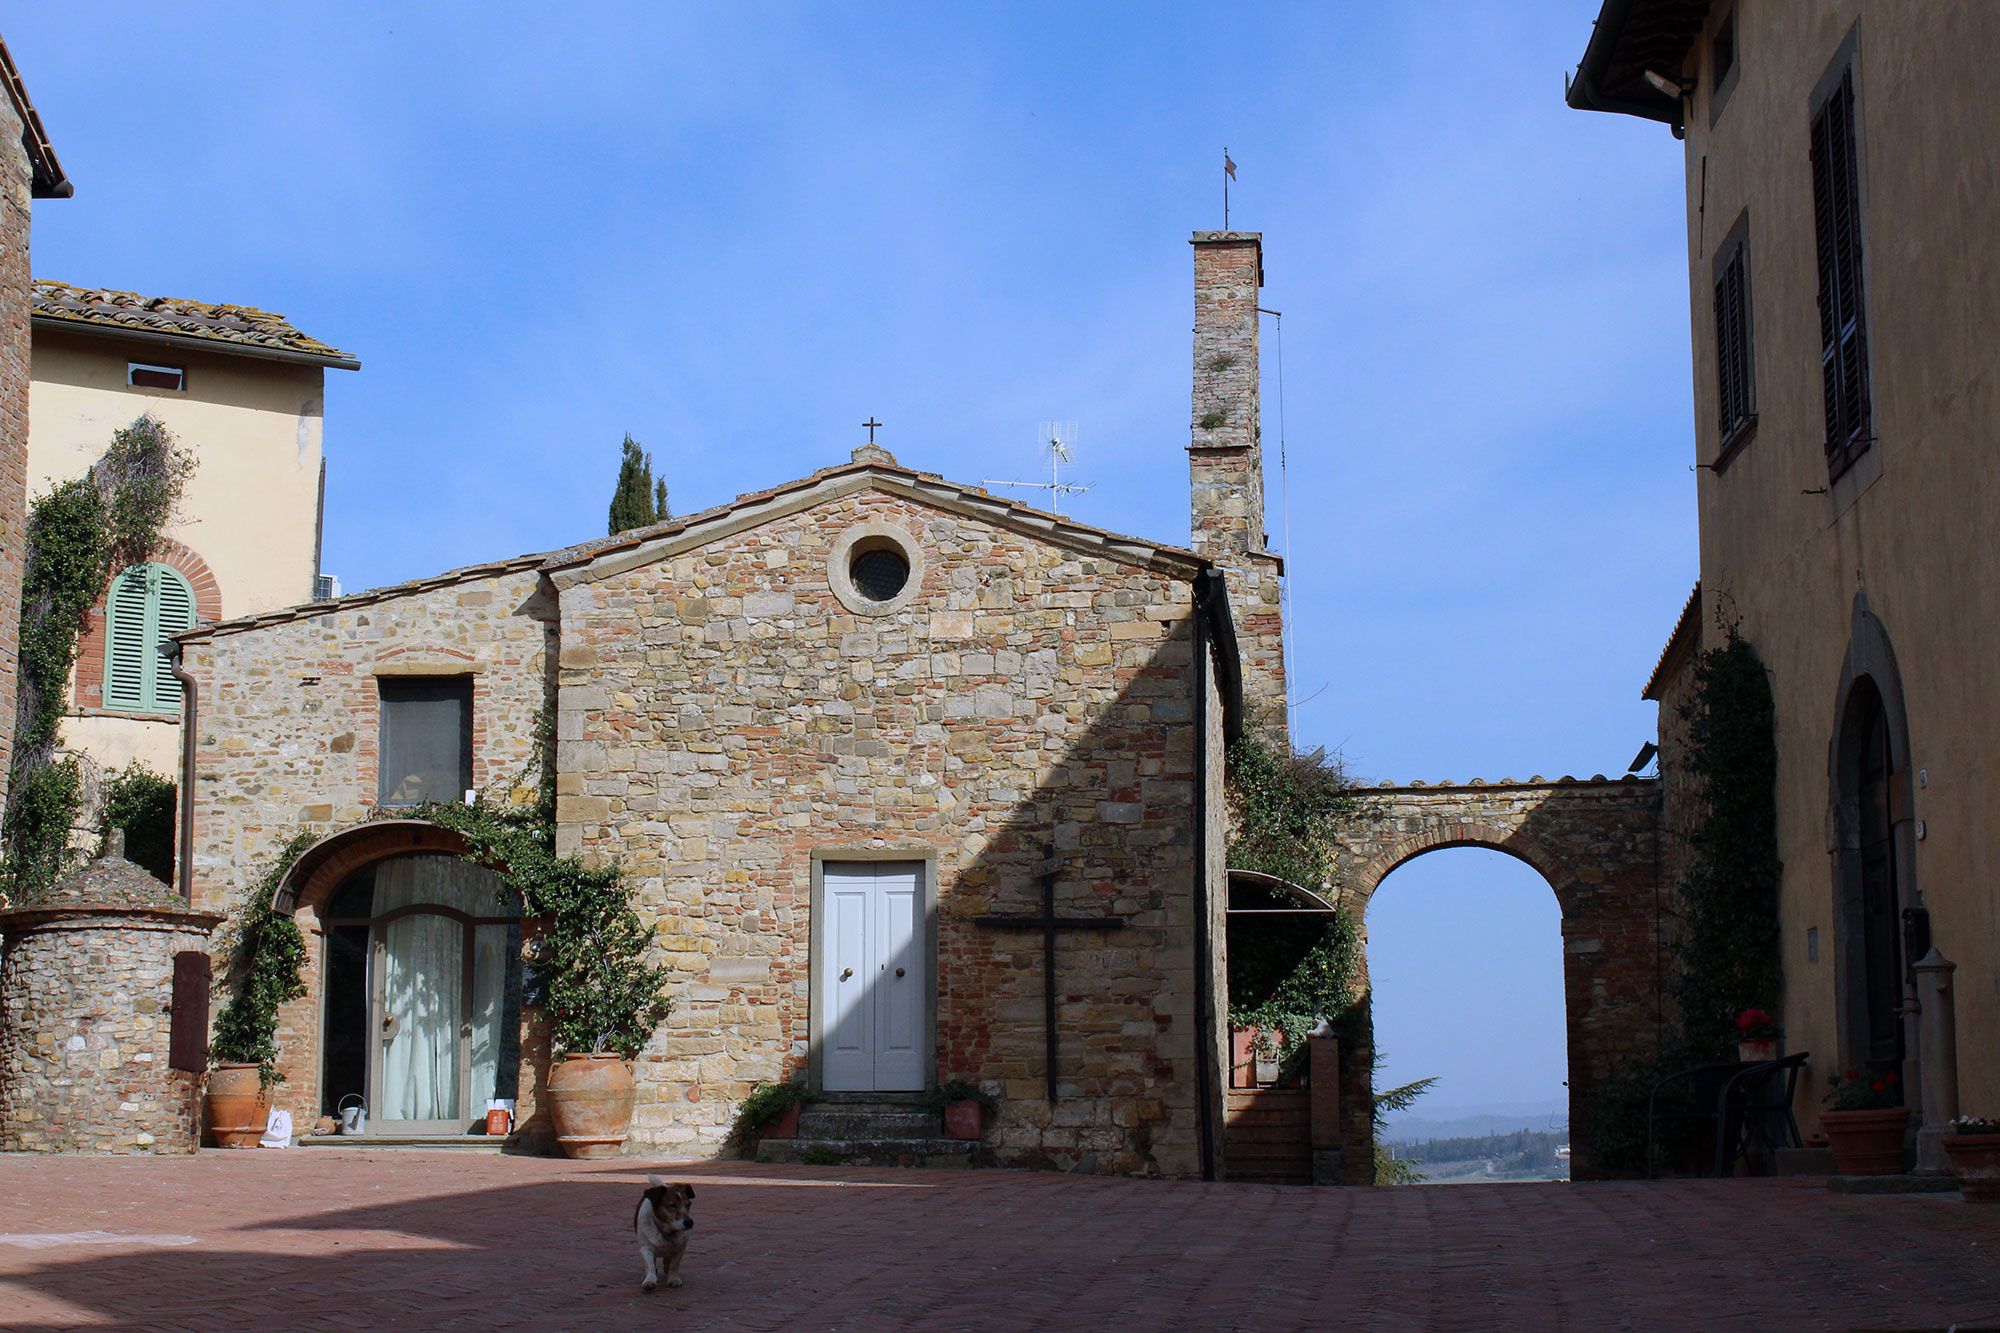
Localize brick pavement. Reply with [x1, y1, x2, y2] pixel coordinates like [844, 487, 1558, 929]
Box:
[0, 1152, 1995, 1330]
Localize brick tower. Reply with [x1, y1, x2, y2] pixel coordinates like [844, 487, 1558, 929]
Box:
[1189, 231, 1287, 739]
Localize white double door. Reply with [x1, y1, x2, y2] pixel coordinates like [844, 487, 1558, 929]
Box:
[820, 862, 926, 1092]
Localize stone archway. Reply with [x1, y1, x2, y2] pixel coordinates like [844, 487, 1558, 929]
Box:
[1328, 776, 1663, 1181]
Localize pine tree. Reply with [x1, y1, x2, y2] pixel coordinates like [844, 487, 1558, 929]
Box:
[607, 435, 658, 534]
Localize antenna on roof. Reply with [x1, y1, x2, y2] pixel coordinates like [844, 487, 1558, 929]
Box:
[983, 422, 1092, 516]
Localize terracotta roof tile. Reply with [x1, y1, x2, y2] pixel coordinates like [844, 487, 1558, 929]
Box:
[31, 280, 358, 368]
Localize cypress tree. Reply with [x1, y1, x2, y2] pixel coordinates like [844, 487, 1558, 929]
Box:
[654, 476, 670, 521]
[607, 434, 658, 534]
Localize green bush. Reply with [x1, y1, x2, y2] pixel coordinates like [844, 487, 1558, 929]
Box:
[728, 1080, 811, 1151]
[210, 831, 316, 1086]
[101, 763, 175, 883]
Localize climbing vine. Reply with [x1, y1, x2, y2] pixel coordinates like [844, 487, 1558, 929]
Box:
[1225, 729, 1356, 893]
[210, 829, 316, 1086]
[2, 416, 193, 901]
[100, 762, 176, 883]
[1592, 625, 1782, 1174]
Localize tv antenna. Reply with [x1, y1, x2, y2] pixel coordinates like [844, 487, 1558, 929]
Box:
[984, 422, 1091, 516]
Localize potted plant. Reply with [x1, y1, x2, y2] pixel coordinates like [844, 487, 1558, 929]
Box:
[728, 1080, 811, 1154]
[206, 867, 308, 1148]
[1944, 1115, 2000, 1202]
[1820, 1068, 1910, 1175]
[533, 862, 671, 1159]
[928, 1079, 998, 1141]
[1734, 1008, 1780, 1063]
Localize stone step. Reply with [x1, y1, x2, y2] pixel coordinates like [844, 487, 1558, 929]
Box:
[797, 1106, 942, 1139]
[295, 1133, 512, 1153]
[755, 1136, 977, 1168]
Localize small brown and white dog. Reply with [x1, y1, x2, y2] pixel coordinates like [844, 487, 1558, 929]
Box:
[636, 1176, 695, 1292]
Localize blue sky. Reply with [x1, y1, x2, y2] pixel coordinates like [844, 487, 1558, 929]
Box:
[12, 3, 1692, 1114]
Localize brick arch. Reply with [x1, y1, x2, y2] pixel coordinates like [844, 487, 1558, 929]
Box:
[1352, 821, 1581, 913]
[75, 539, 224, 714]
[1325, 777, 1664, 1182]
[273, 818, 509, 918]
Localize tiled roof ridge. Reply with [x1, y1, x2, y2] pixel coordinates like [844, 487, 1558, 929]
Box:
[32, 278, 358, 367]
[1364, 774, 1655, 790]
[1641, 582, 1702, 701]
[181, 458, 1210, 641]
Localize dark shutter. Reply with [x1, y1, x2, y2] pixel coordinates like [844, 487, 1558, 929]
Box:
[1713, 242, 1751, 439]
[378, 677, 474, 806]
[1811, 68, 1870, 476]
[169, 950, 212, 1073]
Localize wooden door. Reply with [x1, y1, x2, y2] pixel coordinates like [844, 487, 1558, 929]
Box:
[819, 862, 926, 1092]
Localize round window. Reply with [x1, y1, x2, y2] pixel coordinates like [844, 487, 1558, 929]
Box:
[850, 546, 910, 603]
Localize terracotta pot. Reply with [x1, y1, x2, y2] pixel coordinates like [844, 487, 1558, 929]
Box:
[943, 1099, 985, 1141]
[761, 1103, 801, 1141]
[1943, 1132, 2000, 1202]
[205, 1063, 271, 1149]
[1737, 1039, 1778, 1064]
[546, 1053, 635, 1159]
[1821, 1107, 1910, 1175]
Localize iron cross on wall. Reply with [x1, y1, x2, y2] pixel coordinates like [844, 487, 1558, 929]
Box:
[973, 847, 1126, 1104]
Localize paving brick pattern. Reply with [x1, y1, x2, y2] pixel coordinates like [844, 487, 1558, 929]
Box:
[1, 1153, 1997, 1330]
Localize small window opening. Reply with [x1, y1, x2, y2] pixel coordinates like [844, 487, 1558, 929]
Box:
[378, 677, 473, 807]
[1710, 15, 1736, 87]
[128, 361, 186, 391]
[850, 547, 910, 603]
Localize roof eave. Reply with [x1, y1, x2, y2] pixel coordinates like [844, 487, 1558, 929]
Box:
[0, 37, 70, 199]
[1565, 0, 1696, 132]
[31, 315, 361, 371]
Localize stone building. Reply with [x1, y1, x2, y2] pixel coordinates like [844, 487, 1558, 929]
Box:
[0, 34, 72, 813]
[173, 234, 1288, 1175]
[1572, 0, 2000, 1132]
[28, 284, 358, 807]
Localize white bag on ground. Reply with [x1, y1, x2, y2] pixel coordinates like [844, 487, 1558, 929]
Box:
[258, 1108, 293, 1149]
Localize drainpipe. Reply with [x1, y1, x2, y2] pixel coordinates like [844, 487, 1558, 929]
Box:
[162, 640, 197, 906]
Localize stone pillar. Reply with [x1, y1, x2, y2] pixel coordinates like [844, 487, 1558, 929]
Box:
[1309, 1036, 1342, 1184]
[1913, 947, 1959, 1175]
[0, 95, 34, 810]
[1189, 231, 1287, 739]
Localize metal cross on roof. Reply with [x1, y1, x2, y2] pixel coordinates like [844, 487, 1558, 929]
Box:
[862, 417, 882, 444]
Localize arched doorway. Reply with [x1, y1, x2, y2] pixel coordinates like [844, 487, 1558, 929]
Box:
[1367, 847, 1570, 1182]
[318, 853, 524, 1134]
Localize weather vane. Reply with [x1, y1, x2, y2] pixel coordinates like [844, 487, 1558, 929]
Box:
[984, 422, 1091, 516]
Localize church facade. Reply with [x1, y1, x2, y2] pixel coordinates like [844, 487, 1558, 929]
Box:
[178, 233, 1281, 1176]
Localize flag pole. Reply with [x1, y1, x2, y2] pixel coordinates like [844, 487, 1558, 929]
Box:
[1223, 146, 1230, 230]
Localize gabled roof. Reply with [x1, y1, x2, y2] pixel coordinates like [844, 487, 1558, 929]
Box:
[547, 455, 1210, 588]
[1641, 582, 1701, 700]
[181, 453, 1211, 642]
[0, 35, 70, 199]
[32, 280, 359, 369]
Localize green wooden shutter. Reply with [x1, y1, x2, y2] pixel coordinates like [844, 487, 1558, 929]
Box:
[104, 566, 151, 711]
[105, 563, 197, 714]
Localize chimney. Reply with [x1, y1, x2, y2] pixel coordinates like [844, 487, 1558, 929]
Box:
[1189, 230, 1287, 738]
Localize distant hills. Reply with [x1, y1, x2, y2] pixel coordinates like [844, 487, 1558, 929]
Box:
[1383, 1099, 1568, 1145]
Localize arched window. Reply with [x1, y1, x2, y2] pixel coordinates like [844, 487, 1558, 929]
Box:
[105, 562, 196, 714]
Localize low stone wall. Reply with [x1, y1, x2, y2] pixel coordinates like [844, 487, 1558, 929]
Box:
[0, 909, 217, 1154]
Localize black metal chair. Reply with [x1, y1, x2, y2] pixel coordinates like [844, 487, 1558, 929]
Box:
[1645, 1052, 1808, 1178]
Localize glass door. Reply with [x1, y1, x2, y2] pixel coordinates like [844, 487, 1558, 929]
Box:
[372, 909, 472, 1133]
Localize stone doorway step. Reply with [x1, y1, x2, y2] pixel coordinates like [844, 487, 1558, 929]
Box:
[754, 1092, 978, 1168]
[296, 1133, 511, 1153]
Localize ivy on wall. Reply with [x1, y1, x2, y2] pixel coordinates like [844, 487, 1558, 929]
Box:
[210, 830, 316, 1086]
[100, 763, 176, 883]
[1592, 627, 1782, 1174]
[2, 416, 193, 901]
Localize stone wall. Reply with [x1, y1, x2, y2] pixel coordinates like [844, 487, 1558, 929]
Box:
[0, 94, 33, 812]
[556, 487, 1217, 1175]
[0, 911, 215, 1153]
[1332, 776, 1663, 1181]
[179, 564, 554, 1123]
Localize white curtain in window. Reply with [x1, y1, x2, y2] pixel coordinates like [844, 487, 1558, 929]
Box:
[380, 911, 462, 1122]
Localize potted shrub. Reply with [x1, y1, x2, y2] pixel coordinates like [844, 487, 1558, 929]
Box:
[728, 1081, 811, 1154]
[1944, 1115, 2000, 1202]
[1820, 1068, 1910, 1175]
[1734, 1008, 1780, 1063]
[206, 866, 308, 1147]
[928, 1079, 998, 1141]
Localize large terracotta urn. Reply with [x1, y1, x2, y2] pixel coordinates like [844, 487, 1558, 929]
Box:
[1944, 1132, 2000, 1202]
[1821, 1107, 1910, 1175]
[205, 1063, 271, 1149]
[546, 1053, 635, 1158]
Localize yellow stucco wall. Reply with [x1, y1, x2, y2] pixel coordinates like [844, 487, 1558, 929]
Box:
[30, 326, 331, 791]
[1672, 0, 2000, 1127]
